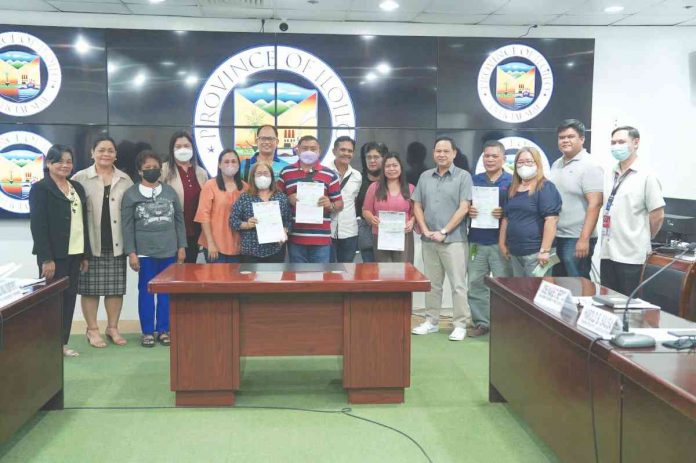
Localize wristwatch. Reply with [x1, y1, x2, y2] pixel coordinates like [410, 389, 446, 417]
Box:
[440, 228, 448, 236]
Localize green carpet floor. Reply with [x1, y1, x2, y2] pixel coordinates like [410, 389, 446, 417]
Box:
[0, 331, 559, 463]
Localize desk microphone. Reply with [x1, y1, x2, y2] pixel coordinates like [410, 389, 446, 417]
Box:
[611, 243, 696, 348]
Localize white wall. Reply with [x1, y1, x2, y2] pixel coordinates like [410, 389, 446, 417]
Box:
[2, 12, 695, 320]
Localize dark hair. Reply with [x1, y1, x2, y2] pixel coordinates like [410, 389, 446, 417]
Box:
[406, 142, 427, 165]
[359, 142, 388, 173]
[91, 135, 117, 152]
[557, 119, 586, 138]
[246, 161, 278, 197]
[166, 130, 198, 181]
[297, 135, 319, 147]
[434, 136, 456, 150]
[482, 139, 505, 154]
[376, 153, 410, 202]
[135, 149, 162, 171]
[215, 148, 243, 192]
[611, 125, 640, 139]
[45, 144, 74, 168]
[256, 125, 278, 137]
[333, 136, 355, 150]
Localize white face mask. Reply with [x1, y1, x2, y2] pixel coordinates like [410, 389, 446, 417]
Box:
[174, 148, 193, 162]
[517, 164, 537, 180]
[255, 175, 272, 190]
[221, 165, 239, 177]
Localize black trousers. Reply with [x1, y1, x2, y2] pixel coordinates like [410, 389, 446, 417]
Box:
[38, 255, 80, 345]
[184, 236, 200, 263]
[600, 259, 643, 296]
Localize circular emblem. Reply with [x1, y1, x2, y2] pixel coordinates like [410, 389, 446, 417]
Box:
[193, 45, 356, 174]
[477, 44, 553, 123]
[0, 32, 62, 117]
[0, 131, 52, 214]
[475, 136, 551, 177]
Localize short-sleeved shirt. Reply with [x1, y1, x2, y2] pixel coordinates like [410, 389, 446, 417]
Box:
[278, 161, 342, 246]
[330, 162, 363, 239]
[468, 171, 513, 245]
[549, 150, 604, 238]
[240, 151, 290, 182]
[194, 179, 248, 256]
[601, 158, 665, 265]
[230, 191, 293, 258]
[412, 164, 473, 243]
[362, 182, 415, 235]
[503, 181, 562, 256]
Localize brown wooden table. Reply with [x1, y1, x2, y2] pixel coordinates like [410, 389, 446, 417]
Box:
[0, 277, 67, 443]
[485, 276, 696, 463]
[149, 263, 430, 407]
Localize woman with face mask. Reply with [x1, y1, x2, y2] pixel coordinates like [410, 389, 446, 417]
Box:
[230, 162, 292, 263]
[161, 131, 209, 263]
[121, 150, 186, 348]
[498, 147, 563, 277]
[194, 149, 248, 263]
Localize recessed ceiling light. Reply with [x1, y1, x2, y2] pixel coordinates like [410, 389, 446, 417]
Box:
[149, 0, 166, 4]
[361, 35, 375, 41]
[74, 36, 90, 54]
[133, 72, 147, 87]
[185, 75, 198, 86]
[365, 72, 378, 81]
[604, 5, 624, 13]
[376, 62, 391, 75]
[567, 61, 575, 68]
[379, 1, 399, 12]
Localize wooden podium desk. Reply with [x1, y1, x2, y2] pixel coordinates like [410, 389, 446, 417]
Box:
[149, 263, 430, 407]
[485, 277, 696, 463]
[0, 278, 67, 443]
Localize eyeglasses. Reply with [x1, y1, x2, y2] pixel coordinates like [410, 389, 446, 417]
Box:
[257, 136, 278, 143]
[516, 160, 536, 167]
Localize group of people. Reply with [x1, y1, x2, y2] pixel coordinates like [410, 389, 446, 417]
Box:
[28, 118, 665, 354]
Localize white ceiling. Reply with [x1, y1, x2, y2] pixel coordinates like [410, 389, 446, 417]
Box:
[2, 0, 696, 26]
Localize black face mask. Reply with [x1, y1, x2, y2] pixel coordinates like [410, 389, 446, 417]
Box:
[141, 168, 161, 183]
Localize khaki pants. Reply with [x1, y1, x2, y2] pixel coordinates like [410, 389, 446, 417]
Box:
[422, 240, 471, 329]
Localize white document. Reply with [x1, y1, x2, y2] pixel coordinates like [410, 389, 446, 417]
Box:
[296, 182, 325, 224]
[252, 201, 285, 244]
[377, 211, 406, 251]
[471, 186, 500, 229]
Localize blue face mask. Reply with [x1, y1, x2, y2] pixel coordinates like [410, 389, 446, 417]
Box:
[611, 144, 630, 161]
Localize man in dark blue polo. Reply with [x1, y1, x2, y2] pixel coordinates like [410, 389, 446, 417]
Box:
[239, 125, 290, 182]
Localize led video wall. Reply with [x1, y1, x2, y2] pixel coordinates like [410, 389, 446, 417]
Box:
[0, 25, 594, 217]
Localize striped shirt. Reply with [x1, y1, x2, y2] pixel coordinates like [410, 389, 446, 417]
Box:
[279, 161, 342, 246]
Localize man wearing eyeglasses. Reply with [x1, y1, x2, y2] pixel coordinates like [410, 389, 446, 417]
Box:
[240, 125, 289, 182]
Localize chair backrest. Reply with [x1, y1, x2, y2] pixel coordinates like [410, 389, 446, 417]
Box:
[640, 253, 696, 320]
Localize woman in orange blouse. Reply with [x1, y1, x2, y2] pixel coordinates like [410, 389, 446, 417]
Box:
[194, 149, 247, 263]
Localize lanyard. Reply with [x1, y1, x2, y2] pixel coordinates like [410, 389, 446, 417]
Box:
[605, 169, 632, 213]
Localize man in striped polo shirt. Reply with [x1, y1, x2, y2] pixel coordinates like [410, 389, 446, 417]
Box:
[279, 135, 344, 263]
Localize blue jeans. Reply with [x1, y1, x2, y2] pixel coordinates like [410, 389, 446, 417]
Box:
[553, 237, 597, 279]
[138, 256, 176, 335]
[331, 236, 358, 263]
[203, 249, 241, 263]
[360, 248, 375, 263]
[288, 243, 331, 263]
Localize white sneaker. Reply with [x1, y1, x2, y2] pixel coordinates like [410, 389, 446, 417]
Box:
[412, 321, 439, 335]
[449, 327, 467, 341]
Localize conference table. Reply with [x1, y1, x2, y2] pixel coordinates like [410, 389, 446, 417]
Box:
[0, 278, 67, 443]
[149, 263, 430, 407]
[486, 276, 696, 463]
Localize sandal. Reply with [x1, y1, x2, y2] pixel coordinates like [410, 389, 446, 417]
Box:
[86, 329, 107, 348]
[141, 334, 156, 348]
[157, 332, 171, 346]
[63, 346, 80, 357]
[105, 327, 128, 346]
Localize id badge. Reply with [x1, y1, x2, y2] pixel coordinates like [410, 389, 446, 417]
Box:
[469, 243, 477, 261]
[601, 213, 611, 240]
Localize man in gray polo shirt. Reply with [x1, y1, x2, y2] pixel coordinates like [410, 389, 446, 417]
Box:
[412, 137, 473, 341]
[550, 119, 604, 279]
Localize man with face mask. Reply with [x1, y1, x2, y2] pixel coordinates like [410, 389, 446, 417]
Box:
[279, 135, 344, 263]
[600, 126, 665, 294]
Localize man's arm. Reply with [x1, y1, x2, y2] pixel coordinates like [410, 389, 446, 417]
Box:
[413, 201, 430, 236]
[576, 191, 603, 258]
[442, 200, 470, 234]
[649, 207, 665, 238]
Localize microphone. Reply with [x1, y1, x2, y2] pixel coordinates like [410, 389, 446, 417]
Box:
[611, 242, 696, 348]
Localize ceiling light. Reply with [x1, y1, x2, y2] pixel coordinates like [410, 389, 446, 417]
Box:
[185, 75, 198, 86]
[365, 72, 378, 82]
[361, 35, 375, 41]
[74, 36, 91, 54]
[567, 61, 575, 68]
[376, 62, 391, 75]
[149, 0, 166, 4]
[133, 72, 147, 87]
[176, 70, 187, 76]
[604, 5, 624, 13]
[379, 1, 399, 12]
[160, 61, 175, 67]
[107, 63, 118, 74]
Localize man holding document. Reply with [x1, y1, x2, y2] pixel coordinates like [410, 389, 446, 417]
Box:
[466, 140, 512, 337]
[279, 136, 343, 263]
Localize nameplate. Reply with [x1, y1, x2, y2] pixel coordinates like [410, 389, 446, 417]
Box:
[577, 305, 620, 339]
[533, 281, 575, 315]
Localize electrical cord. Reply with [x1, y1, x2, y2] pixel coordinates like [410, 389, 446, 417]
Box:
[519, 24, 538, 38]
[63, 404, 433, 463]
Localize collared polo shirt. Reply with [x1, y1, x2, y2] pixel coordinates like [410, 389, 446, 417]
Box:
[601, 158, 665, 265]
[330, 162, 363, 239]
[279, 161, 342, 246]
[549, 149, 604, 238]
[412, 164, 473, 243]
[240, 151, 290, 182]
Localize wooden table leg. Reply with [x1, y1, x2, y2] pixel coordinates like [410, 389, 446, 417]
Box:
[176, 391, 236, 407]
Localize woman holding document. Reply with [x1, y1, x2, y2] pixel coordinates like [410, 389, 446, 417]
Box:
[362, 153, 415, 263]
[230, 162, 292, 263]
[194, 149, 247, 263]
